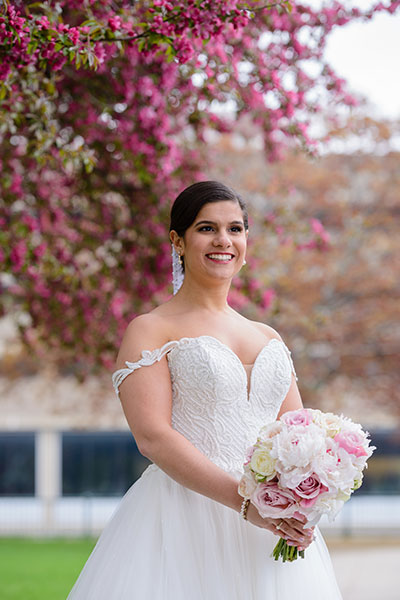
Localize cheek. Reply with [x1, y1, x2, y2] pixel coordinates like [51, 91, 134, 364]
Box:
[239, 238, 247, 253]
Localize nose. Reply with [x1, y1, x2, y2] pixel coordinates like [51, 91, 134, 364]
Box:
[212, 230, 232, 248]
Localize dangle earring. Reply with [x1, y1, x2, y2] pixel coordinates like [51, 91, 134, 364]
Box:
[171, 244, 185, 295]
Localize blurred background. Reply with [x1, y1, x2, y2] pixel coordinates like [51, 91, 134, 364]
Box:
[0, 1, 399, 599]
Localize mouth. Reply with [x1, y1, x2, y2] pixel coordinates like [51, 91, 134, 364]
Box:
[205, 253, 235, 264]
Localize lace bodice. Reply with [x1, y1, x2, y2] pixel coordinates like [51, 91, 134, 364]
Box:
[112, 335, 297, 473]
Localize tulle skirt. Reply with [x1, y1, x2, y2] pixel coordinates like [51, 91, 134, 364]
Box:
[67, 464, 342, 599]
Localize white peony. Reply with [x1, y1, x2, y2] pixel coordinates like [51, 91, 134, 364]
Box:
[313, 442, 358, 494]
[271, 423, 326, 471]
[279, 465, 314, 490]
[307, 496, 345, 526]
[258, 421, 283, 441]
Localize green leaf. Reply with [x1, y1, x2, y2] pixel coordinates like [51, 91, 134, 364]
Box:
[0, 83, 7, 101]
[80, 19, 100, 27]
[283, 1, 293, 13]
[27, 41, 38, 55]
[137, 38, 146, 52]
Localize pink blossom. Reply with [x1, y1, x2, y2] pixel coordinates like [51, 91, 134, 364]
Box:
[260, 288, 276, 310]
[108, 16, 122, 32]
[68, 27, 80, 45]
[10, 174, 23, 194]
[34, 243, 47, 259]
[10, 241, 27, 270]
[55, 292, 72, 306]
[37, 16, 50, 29]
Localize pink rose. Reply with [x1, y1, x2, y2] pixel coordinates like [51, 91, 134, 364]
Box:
[334, 431, 368, 457]
[251, 482, 298, 519]
[295, 474, 329, 508]
[281, 409, 312, 427]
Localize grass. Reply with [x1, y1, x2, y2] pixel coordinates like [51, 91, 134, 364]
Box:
[0, 537, 96, 600]
[2, 535, 399, 599]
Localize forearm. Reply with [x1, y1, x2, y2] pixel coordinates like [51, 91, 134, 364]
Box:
[139, 426, 243, 513]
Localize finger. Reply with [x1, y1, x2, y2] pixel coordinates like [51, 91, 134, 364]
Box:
[287, 517, 310, 528]
[286, 519, 314, 537]
[279, 524, 312, 545]
[277, 518, 314, 543]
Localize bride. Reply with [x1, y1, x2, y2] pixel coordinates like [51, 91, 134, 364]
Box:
[67, 181, 342, 599]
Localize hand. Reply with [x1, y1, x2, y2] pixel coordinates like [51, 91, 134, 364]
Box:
[245, 504, 315, 550]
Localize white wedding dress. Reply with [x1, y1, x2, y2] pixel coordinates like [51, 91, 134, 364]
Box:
[67, 335, 342, 599]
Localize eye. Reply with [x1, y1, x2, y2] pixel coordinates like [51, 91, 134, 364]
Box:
[197, 225, 243, 233]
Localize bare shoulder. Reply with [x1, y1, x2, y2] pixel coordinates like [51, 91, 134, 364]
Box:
[250, 319, 283, 342]
[115, 312, 171, 370]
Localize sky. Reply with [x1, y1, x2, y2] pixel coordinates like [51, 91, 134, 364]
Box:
[307, 2, 400, 120]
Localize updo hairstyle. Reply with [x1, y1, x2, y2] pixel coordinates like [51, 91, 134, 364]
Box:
[169, 181, 248, 273]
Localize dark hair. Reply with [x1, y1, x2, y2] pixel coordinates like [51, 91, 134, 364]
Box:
[170, 180, 248, 235]
[169, 181, 248, 272]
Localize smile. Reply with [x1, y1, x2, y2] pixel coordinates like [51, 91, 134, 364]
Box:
[206, 253, 235, 263]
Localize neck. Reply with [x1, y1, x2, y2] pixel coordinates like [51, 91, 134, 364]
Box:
[174, 274, 232, 313]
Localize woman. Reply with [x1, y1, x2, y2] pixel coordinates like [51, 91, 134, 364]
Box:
[67, 181, 342, 599]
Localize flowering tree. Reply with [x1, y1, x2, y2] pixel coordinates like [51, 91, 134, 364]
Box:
[1, 0, 399, 373]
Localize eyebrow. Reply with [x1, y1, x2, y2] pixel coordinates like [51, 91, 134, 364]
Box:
[195, 219, 244, 226]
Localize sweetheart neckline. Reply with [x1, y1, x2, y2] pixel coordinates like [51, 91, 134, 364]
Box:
[167, 335, 284, 403]
[167, 334, 282, 367]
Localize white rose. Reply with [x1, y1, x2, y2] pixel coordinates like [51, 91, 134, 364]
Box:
[238, 471, 257, 498]
[318, 412, 343, 438]
[250, 448, 276, 480]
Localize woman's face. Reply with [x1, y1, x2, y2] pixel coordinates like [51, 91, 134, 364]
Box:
[172, 200, 248, 283]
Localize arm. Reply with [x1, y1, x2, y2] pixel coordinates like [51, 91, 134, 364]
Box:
[277, 376, 303, 419]
[115, 314, 243, 513]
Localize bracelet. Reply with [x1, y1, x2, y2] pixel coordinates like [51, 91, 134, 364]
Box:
[240, 498, 250, 521]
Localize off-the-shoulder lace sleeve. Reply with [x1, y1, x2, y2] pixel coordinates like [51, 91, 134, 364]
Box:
[281, 342, 298, 382]
[111, 340, 178, 397]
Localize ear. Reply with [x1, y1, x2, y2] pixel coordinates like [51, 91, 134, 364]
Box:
[170, 230, 184, 254]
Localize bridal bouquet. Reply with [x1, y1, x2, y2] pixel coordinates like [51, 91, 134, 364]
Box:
[238, 408, 375, 562]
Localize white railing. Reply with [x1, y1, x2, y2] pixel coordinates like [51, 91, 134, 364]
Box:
[1, 494, 399, 537]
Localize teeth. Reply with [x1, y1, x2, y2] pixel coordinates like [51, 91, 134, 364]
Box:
[207, 254, 233, 261]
